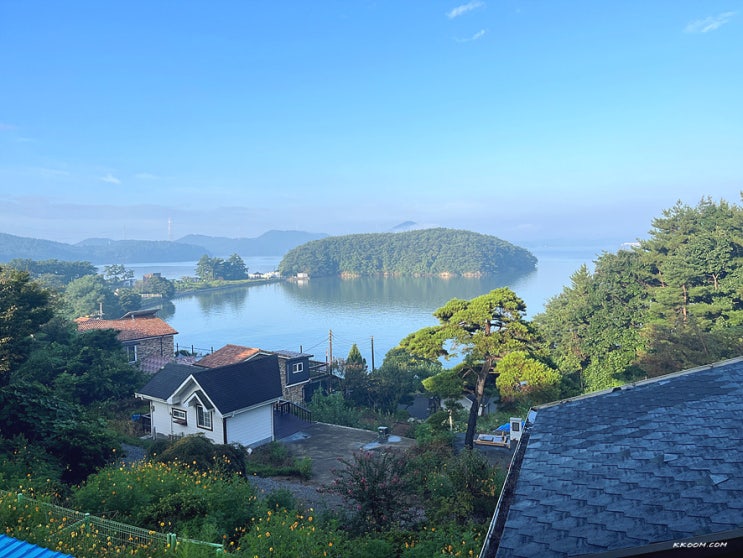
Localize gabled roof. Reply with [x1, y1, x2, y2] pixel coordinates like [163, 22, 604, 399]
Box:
[484, 358, 743, 558]
[136, 354, 283, 415]
[195, 344, 261, 368]
[191, 354, 283, 414]
[136, 362, 196, 400]
[76, 314, 177, 341]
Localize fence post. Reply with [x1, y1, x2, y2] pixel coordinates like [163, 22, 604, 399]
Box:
[167, 533, 177, 551]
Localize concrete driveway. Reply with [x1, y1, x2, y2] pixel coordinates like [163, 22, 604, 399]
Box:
[277, 421, 416, 486]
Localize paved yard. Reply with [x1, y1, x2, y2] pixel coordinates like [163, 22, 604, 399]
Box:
[277, 421, 417, 486]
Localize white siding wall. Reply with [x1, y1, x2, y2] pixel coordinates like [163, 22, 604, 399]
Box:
[149, 400, 224, 444]
[150, 400, 192, 439]
[225, 404, 274, 448]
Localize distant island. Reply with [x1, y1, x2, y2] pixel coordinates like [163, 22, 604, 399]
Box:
[278, 228, 537, 277]
[0, 230, 327, 264]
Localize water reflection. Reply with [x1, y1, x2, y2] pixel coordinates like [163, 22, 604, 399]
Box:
[279, 270, 535, 312]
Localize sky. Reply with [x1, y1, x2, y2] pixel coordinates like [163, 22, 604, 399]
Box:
[1, 1, 741, 251]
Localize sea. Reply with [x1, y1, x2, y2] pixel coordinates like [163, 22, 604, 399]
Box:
[116, 240, 620, 366]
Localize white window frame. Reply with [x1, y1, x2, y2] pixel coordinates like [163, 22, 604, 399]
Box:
[125, 344, 138, 363]
[172, 408, 187, 425]
[196, 405, 213, 430]
[291, 362, 303, 374]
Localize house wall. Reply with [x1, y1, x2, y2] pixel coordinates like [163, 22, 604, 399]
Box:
[283, 384, 305, 405]
[277, 355, 310, 405]
[136, 335, 175, 362]
[225, 404, 275, 448]
[148, 399, 224, 445]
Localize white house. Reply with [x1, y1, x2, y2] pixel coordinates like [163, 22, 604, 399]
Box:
[135, 353, 283, 448]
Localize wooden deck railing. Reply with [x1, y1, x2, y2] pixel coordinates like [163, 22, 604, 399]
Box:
[275, 400, 312, 423]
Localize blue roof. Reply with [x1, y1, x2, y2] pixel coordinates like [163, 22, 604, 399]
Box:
[0, 535, 73, 557]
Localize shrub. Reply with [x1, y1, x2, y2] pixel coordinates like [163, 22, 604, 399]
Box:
[245, 442, 312, 480]
[308, 391, 362, 427]
[326, 449, 412, 532]
[265, 488, 297, 512]
[72, 461, 259, 542]
[150, 435, 247, 476]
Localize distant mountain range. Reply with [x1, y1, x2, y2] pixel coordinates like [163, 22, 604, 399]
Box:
[0, 230, 328, 264]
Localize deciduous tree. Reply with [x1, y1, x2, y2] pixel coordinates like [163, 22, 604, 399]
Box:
[0, 267, 54, 385]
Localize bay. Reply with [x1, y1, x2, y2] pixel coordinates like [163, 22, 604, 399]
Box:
[126, 247, 602, 366]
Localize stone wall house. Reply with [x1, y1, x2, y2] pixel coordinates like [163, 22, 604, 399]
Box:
[75, 309, 177, 370]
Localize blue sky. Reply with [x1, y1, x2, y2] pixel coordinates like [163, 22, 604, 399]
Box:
[1, 1, 741, 250]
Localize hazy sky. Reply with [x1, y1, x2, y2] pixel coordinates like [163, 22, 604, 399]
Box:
[1, 1, 741, 249]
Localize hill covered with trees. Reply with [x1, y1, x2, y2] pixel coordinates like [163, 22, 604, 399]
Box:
[0, 230, 327, 264]
[278, 228, 537, 277]
[535, 196, 743, 393]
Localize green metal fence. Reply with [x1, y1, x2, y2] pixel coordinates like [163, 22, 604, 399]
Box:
[5, 491, 223, 555]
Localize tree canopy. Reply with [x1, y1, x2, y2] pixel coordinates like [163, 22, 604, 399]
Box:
[535, 196, 743, 391]
[278, 228, 537, 277]
[0, 267, 54, 384]
[400, 287, 535, 448]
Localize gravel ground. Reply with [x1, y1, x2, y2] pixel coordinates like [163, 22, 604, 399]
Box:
[246, 475, 349, 514]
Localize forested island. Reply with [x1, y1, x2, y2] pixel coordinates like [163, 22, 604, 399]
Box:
[277, 228, 537, 277]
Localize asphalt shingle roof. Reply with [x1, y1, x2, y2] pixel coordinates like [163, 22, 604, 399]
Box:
[136, 355, 283, 414]
[135, 362, 196, 400]
[192, 354, 282, 414]
[488, 358, 743, 558]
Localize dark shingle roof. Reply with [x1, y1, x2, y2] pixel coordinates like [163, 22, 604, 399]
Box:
[487, 358, 743, 558]
[191, 354, 282, 414]
[136, 355, 283, 415]
[136, 363, 196, 400]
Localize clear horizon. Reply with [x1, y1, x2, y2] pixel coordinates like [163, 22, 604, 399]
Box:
[1, 1, 741, 246]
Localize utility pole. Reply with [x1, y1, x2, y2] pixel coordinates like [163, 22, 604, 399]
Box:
[371, 336, 375, 372]
[328, 329, 333, 374]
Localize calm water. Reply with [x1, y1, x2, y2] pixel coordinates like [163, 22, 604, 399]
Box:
[125, 245, 605, 366]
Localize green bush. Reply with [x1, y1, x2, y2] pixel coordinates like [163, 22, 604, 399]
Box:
[72, 461, 259, 542]
[308, 391, 362, 427]
[149, 435, 247, 476]
[245, 442, 312, 480]
[326, 449, 412, 532]
[265, 488, 297, 512]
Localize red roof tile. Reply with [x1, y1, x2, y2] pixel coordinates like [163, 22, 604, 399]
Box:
[75, 316, 178, 341]
[196, 344, 261, 368]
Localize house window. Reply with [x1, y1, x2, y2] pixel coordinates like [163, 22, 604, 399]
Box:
[197, 405, 213, 430]
[172, 408, 187, 425]
[125, 345, 138, 363]
[291, 362, 303, 374]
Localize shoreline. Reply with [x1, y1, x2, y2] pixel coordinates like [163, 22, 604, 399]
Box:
[172, 277, 283, 298]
